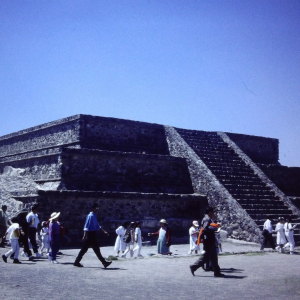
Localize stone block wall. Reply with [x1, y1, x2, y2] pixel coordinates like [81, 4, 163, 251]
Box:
[0, 115, 81, 158]
[258, 164, 300, 197]
[24, 190, 207, 246]
[61, 148, 193, 193]
[80, 115, 169, 155]
[227, 133, 279, 164]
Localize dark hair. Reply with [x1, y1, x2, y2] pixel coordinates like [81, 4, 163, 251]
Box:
[1, 205, 7, 210]
[32, 204, 39, 211]
[122, 221, 130, 228]
[91, 203, 99, 209]
[286, 216, 292, 223]
[205, 207, 214, 214]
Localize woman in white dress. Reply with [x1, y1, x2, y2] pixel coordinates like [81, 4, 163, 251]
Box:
[133, 221, 143, 257]
[275, 217, 287, 253]
[283, 216, 298, 255]
[114, 221, 129, 257]
[188, 221, 200, 255]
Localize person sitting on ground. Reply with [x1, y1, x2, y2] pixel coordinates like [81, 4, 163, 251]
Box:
[2, 222, 23, 264]
[275, 217, 287, 253]
[148, 219, 172, 255]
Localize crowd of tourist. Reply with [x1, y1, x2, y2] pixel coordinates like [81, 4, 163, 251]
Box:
[0, 202, 298, 275]
[260, 215, 298, 255]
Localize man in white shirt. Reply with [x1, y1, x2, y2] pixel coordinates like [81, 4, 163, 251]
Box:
[260, 216, 276, 250]
[26, 204, 42, 258]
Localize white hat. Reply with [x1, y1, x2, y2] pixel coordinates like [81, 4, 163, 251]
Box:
[192, 221, 199, 227]
[49, 212, 60, 221]
[159, 219, 168, 224]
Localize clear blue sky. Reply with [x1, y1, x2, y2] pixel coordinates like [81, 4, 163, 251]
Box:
[0, 0, 299, 166]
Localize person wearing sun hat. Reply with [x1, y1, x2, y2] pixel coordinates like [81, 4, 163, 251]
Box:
[188, 220, 200, 255]
[148, 219, 172, 255]
[48, 212, 61, 264]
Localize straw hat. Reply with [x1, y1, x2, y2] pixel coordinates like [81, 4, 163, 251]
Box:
[159, 219, 168, 224]
[192, 221, 199, 227]
[49, 212, 60, 221]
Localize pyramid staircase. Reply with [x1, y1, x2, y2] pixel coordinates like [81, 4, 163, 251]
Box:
[175, 128, 300, 243]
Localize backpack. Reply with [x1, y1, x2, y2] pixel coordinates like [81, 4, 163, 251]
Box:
[123, 230, 131, 243]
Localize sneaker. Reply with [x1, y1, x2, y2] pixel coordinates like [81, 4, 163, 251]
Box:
[290, 252, 296, 255]
[46, 253, 52, 262]
[36, 253, 42, 258]
[121, 254, 126, 258]
[51, 260, 59, 264]
[57, 252, 63, 255]
[137, 254, 144, 258]
[188, 251, 192, 255]
[13, 259, 22, 264]
[73, 262, 83, 267]
[103, 261, 112, 268]
[275, 246, 280, 251]
[2, 254, 7, 263]
[28, 256, 34, 261]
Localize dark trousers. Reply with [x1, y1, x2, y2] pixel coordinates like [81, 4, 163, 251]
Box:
[0, 225, 6, 246]
[261, 232, 275, 250]
[28, 227, 38, 253]
[190, 243, 221, 275]
[50, 235, 60, 260]
[20, 233, 33, 257]
[74, 231, 106, 265]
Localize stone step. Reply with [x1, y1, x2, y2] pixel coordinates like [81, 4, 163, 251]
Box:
[246, 209, 293, 215]
[237, 199, 283, 206]
[230, 190, 275, 196]
[240, 203, 290, 210]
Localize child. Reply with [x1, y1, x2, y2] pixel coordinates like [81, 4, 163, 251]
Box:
[121, 222, 136, 258]
[48, 212, 61, 264]
[114, 221, 129, 257]
[2, 223, 22, 264]
[133, 221, 143, 257]
[188, 221, 200, 255]
[40, 221, 51, 255]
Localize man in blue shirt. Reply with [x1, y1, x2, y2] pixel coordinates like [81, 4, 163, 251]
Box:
[74, 203, 112, 268]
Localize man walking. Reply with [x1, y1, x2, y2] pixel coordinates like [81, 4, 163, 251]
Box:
[260, 215, 276, 251]
[26, 204, 42, 258]
[74, 203, 112, 268]
[189, 207, 224, 277]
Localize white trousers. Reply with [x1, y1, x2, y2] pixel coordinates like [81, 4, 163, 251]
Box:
[284, 234, 295, 252]
[133, 244, 142, 255]
[5, 239, 20, 259]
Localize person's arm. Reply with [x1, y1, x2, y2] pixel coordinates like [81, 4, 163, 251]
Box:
[101, 228, 109, 236]
[148, 231, 159, 236]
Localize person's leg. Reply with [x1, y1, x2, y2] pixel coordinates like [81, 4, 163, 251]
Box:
[74, 237, 90, 264]
[22, 235, 33, 257]
[190, 245, 213, 274]
[210, 248, 221, 275]
[13, 241, 20, 259]
[51, 236, 59, 261]
[89, 233, 106, 265]
[260, 235, 267, 250]
[28, 227, 38, 253]
[0, 226, 6, 247]
[268, 233, 276, 250]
